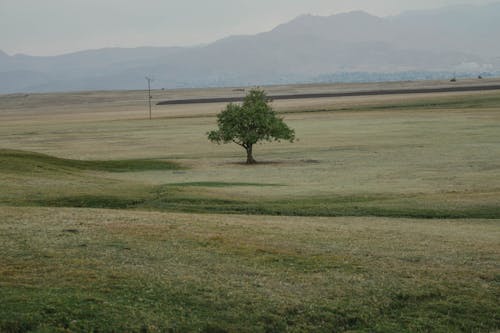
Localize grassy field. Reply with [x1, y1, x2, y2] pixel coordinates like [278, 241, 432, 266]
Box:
[0, 82, 499, 332]
[1, 207, 498, 332]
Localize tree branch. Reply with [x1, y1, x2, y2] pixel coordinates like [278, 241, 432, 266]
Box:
[232, 139, 245, 148]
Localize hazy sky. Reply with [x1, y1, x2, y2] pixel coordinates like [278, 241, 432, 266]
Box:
[0, 0, 495, 56]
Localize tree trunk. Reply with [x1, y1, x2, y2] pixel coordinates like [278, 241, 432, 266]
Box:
[246, 145, 256, 164]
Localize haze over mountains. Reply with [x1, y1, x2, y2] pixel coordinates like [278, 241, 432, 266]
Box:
[1, 3, 500, 94]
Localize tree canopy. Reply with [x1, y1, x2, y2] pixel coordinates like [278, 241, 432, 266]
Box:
[207, 88, 295, 164]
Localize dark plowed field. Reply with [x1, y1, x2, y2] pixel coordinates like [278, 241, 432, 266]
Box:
[157, 84, 500, 105]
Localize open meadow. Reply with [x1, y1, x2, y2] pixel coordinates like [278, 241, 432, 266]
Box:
[0, 80, 499, 332]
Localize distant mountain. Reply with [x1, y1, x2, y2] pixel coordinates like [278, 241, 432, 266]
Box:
[390, 2, 500, 57]
[1, 3, 499, 93]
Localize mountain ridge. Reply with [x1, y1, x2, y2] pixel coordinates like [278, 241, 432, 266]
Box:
[1, 3, 499, 93]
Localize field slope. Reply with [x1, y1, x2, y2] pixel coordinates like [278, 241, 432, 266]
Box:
[0, 85, 499, 332]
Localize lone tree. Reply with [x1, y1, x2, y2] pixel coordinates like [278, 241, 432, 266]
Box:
[208, 88, 295, 164]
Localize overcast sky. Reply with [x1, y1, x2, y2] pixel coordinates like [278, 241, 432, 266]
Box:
[0, 0, 495, 56]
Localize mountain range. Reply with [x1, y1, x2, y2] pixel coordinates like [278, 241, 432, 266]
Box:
[1, 2, 500, 94]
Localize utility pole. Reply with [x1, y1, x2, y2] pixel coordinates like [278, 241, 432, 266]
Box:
[145, 76, 154, 120]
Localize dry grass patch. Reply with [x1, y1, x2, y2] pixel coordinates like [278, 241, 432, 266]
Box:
[0, 207, 499, 332]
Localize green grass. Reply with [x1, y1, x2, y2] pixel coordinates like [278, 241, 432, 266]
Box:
[19, 187, 500, 219]
[295, 92, 500, 115]
[1, 149, 499, 219]
[32, 194, 147, 209]
[167, 181, 283, 187]
[142, 189, 500, 219]
[0, 149, 182, 174]
[0, 207, 498, 332]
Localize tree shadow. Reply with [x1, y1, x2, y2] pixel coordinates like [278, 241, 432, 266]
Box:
[226, 159, 320, 166]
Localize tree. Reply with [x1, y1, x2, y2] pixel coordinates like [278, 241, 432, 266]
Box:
[207, 88, 295, 164]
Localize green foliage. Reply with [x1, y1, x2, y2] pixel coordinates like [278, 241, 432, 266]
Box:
[208, 88, 295, 163]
